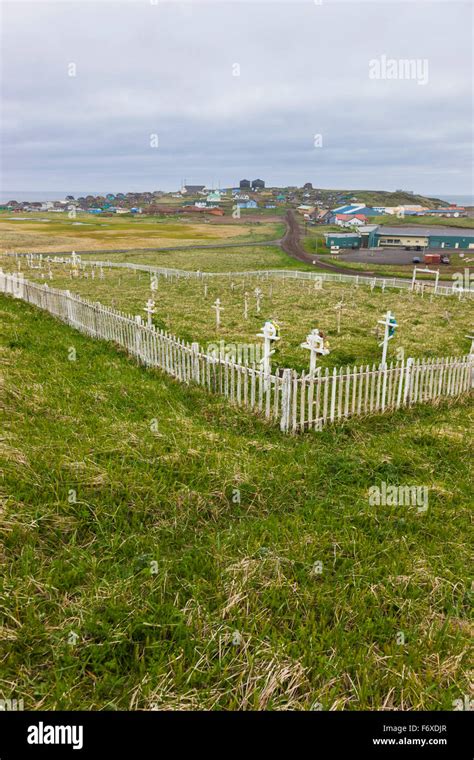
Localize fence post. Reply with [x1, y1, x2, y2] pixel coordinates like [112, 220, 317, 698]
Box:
[396, 358, 405, 408]
[191, 341, 200, 384]
[403, 357, 414, 404]
[63, 289, 70, 324]
[280, 369, 292, 433]
[135, 315, 142, 360]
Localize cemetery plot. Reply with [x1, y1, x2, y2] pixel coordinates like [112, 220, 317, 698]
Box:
[4, 254, 471, 374]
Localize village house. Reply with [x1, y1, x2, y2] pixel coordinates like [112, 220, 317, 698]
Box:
[297, 204, 315, 216]
[236, 199, 258, 209]
[334, 213, 368, 227]
[310, 209, 332, 224]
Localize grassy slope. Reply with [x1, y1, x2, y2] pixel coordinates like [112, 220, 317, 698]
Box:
[370, 216, 474, 229]
[1, 295, 472, 710]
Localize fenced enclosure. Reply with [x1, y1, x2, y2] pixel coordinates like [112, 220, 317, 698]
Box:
[9, 252, 474, 298]
[1, 270, 472, 434]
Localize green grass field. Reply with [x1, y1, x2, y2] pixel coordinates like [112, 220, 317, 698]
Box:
[76, 244, 296, 272]
[0, 293, 472, 710]
[0, 213, 284, 254]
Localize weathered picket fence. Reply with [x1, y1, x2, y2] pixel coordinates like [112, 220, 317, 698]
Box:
[280, 357, 473, 433]
[11, 253, 474, 298]
[1, 270, 472, 434]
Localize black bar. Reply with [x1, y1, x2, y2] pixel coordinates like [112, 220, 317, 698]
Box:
[0, 710, 471, 758]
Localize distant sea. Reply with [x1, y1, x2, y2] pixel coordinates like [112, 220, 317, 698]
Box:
[432, 194, 474, 207]
[0, 191, 106, 203]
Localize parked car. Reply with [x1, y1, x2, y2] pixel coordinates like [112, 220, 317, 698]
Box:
[441, 256, 450, 264]
[412, 256, 421, 264]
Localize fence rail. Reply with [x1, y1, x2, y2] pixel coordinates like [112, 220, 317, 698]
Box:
[1, 270, 472, 434]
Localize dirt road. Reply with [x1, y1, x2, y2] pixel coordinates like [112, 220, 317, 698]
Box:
[279, 210, 377, 275]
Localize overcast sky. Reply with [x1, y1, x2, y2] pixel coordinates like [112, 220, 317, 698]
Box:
[1, 0, 473, 196]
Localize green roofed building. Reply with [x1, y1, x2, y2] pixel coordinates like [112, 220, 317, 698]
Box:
[368, 225, 474, 250]
[325, 225, 474, 251]
[324, 232, 361, 248]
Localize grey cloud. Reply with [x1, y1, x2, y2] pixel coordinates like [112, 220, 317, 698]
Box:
[1, 0, 472, 194]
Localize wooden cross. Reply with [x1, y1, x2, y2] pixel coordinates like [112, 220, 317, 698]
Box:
[213, 298, 223, 329]
[334, 300, 346, 334]
[300, 328, 330, 374]
[244, 292, 249, 320]
[254, 287, 263, 314]
[378, 310, 397, 366]
[256, 321, 280, 384]
[143, 298, 156, 327]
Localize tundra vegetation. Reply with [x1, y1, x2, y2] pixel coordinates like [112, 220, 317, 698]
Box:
[0, 246, 471, 711]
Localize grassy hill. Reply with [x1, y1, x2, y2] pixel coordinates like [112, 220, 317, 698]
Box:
[343, 190, 447, 208]
[1, 293, 472, 710]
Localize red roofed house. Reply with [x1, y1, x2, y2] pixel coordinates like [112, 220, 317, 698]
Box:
[334, 213, 368, 227]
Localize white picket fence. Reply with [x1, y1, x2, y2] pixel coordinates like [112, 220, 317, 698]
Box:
[1, 270, 472, 434]
[10, 252, 474, 298]
[280, 357, 473, 433]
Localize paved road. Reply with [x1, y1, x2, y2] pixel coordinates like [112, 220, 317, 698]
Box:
[339, 248, 451, 265]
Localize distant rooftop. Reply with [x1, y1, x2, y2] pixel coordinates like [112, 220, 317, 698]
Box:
[377, 225, 474, 236]
[324, 232, 360, 238]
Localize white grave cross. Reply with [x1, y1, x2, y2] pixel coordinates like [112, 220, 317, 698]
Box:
[256, 321, 280, 384]
[143, 298, 156, 327]
[334, 300, 346, 334]
[378, 310, 397, 366]
[213, 298, 223, 329]
[254, 287, 263, 314]
[301, 329, 330, 374]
